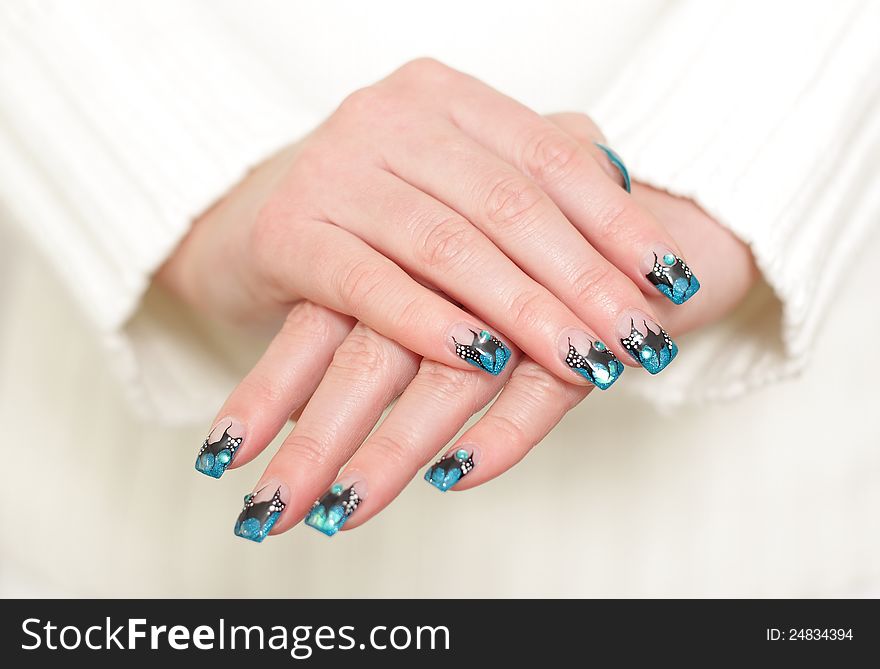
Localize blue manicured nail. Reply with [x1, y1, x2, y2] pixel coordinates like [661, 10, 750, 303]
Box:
[618, 314, 677, 375]
[562, 330, 624, 390]
[233, 483, 287, 543]
[645, 251, 700, 305]
[595, 142, 631, 192]
[451, 326, 510, 376]
[195, 418, 243, 478]
[424, 447, 475, 492]
[305, 480, 364, 537]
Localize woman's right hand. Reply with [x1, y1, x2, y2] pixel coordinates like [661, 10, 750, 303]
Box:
[196, 168, 756, 541]
[159, 58, 701, 390]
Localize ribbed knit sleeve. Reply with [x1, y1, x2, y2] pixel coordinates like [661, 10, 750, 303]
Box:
[0, 1, 314, 419]
[593, 0, 880, 405]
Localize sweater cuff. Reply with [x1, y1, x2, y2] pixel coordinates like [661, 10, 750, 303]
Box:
[591, 0, 880, 406]
[0, 1, 311, 331]
[0, 2, 314, 420]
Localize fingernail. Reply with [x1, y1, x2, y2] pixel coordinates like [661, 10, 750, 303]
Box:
[449, 325, 511, 376]
[643, 249, 700, 305]
[305, 477, 366, 537]
[617, 312, 678, 374]
[233, 482, 288, 543]
[194, 418, 244, 478]
[424, 446, 477, 492]
[560, 329, 623, 390]
[594, 142, 631, 192]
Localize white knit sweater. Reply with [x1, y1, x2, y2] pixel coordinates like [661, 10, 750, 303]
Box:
[1, 0, 878, 423]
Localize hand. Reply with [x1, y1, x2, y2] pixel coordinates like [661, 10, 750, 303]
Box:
[159, 59, 704, 393]
[194, 115, 756, 540]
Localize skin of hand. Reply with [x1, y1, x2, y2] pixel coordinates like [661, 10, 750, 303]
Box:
[158, 58, 709, 392]
[187, 112, 756, 539]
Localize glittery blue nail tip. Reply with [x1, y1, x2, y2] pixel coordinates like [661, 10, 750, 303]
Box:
[233, 512, 279, 543]
[627, 339, 678, 374]
[304, 504, 348, 537]
[656, 275, 700, 305]
[468, 344, 510, 376]
[194, 450, 231, 478]
[594, 142, 631, 193]
[424, 466, 460, 492]
[573, 357, 624, 390]
[424, 450, 474, 492]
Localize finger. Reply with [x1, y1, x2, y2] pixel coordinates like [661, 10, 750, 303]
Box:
[545, 112, 704, 304]
[194, 302, 354, 479]
[443, 71, 701, 306]
[232, 323, 423, 541]
[376, 121, 673, 377]
[306, 353, 518, 535]
[424, 358, 589, 491]
[265, 219, 513, 377]
[322, 168, 629, 387]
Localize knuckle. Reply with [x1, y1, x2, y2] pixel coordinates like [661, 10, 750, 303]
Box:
[335, 259, 389, 311]
[394, 57, 453, 83]
[331, 327, 390, 379]
[510, 362, 560, 402]
[280, 302, 333, 343]
[335, 85, 387, 120]
[485, 412, 530, 447]
[547, 112, 605, 144]
[522, 130, 582, 185]
[284, 433, 330, 467]
[593, 201, 631, 241]
[507, 288, 549, 333]
[367, 433, 413, 467]
[237, 373, 287, 407]
[395, 294, 430, 335]
[483, 174, 545, 231]
[414, 215, 475, 271]
[417, 360, 478, 402]
[570, 262, 614, 306]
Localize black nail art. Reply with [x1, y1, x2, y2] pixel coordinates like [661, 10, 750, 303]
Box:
[647, 252, 700, 305]
[564, 338, 624, 390]
[233, 485, 286, 543]
[195, 423, 242, 478]
[305, 484, 362, 537]
[453, 329, 511, 376]
[620, 319, 677, 374]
